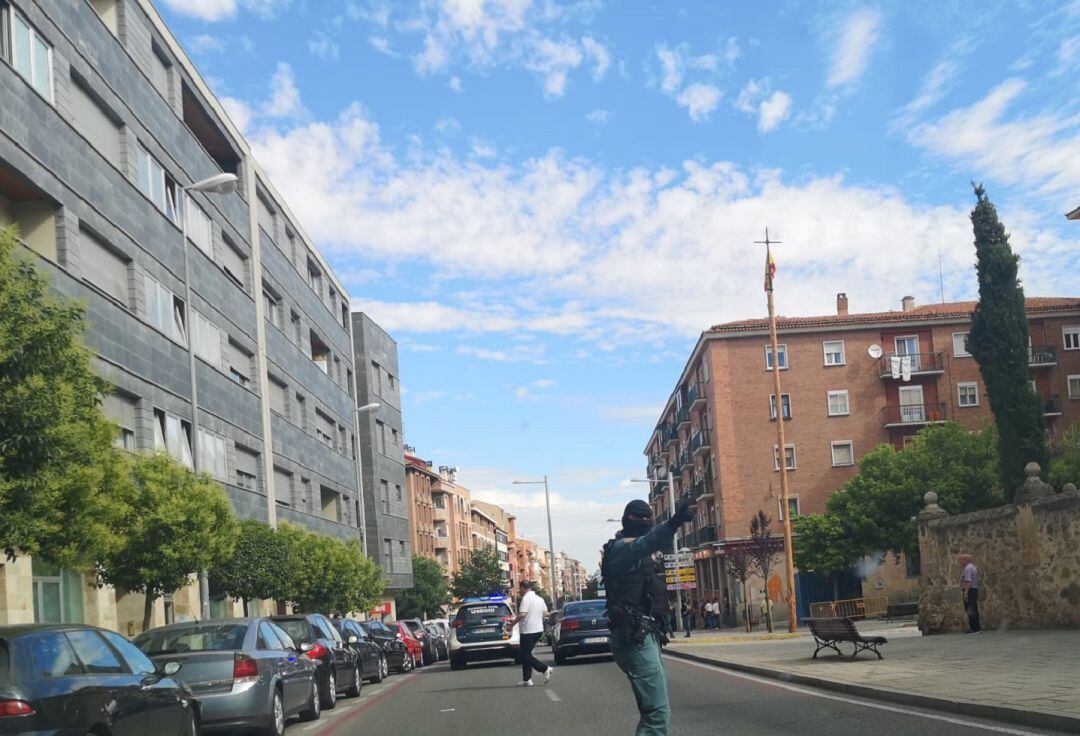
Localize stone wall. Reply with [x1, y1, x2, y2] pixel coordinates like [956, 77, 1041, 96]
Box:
[918, 480, 1080, 634]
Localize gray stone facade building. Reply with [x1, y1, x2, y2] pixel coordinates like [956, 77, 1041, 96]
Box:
[352, 313, 413, 592]
[0, 0, 361, 629]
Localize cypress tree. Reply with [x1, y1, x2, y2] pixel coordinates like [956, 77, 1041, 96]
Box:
[966, 184, 1047, 498]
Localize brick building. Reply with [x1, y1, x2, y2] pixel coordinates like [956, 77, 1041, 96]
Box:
[404, 451, 477, 580]
[645, 294, 1080, 626]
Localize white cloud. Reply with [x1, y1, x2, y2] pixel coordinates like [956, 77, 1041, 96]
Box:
[459, 343, 547, 364]
[159, 0, 288, 22]
[188, 34, 226, 54]
[470, 139, 497, 158]
[220, 96, 254, 135]
[586, 108, 611, 125]
[412, 389, 446, 404]
[676, 83, 722, 122]
[827, 8, 881, 88]
[758, 91, 792, 132]
[599, 404, 664, 425]
[449, 76, 464, 92]
[262, 63, 303, 118]
[369, 36, 397, 56]
[656, 45, 683, 94]
[523, 37, 584, 97]
[308, 32, 340, 60]
[581, 36, 611, 80]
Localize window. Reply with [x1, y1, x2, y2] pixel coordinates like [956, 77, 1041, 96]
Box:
[273, 468, 292, 505]
[263, 288, 281, 328]
[191, 311, 222, 368]
[777, 495, 800, 521]
[307, 257, 322, 294]
[27, 632, 83, 678]
[185, 199, 212, 257]
[310, 330, 330, 373]
[100, 631, 156, 676]
[380, 479, 390, 513]
[395, 484, 403, 502]
[952, 332, 971, 358]
[225, 341, 252, 389]
[80, 228, 129, 306]
[391, 428, 399, 448]
[90, 0, 119, 35]
[149, 42, 172, 101]
[827, 390, 850, 416]
[377, 420, 387, 454]
[765, 344, 788, 370]
[8, 9, 52, 100]
[831, 440, 855, 467]
[315, 410, 335, 447]
[70, 73, 120, 164]
[1068, 375, 1080, 401]
[773, 444, 796, 470]
[1064, 327, 1080, 351]
[388, 373, 396, 390]
[136, 145, 178, 222]
[257, 622, 284, 651]
[384, 538, 392, 559]
[197, 428, 227, 480]
[269, 376, 288, 416]
[220, 236, 248, 289]
[371, 361, 382, 395]
[65, 630, 123, 674]
[234, 445, 258, 490]
[144, 276, 186, 344]
[256, 194, 275, 238]
[957, 382, 979, 407]
[823, 340, 845, 366]
[103, 393, 137, 451]
[769, 394, 791, 420]
[153, 409, 192, 468]
[295, 393, 307, 429]
[321, 486, 338, 522]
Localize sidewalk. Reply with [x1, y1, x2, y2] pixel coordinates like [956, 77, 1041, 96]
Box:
[663, 623, 1080, 733]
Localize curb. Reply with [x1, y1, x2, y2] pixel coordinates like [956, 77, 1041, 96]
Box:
[666, 632, 803, 645]
[664, 649, 1080, 734]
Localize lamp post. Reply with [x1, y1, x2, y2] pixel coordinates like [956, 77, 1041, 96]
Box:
[180, 174, 238, 622]
[629, 471, 686, 631]
[352, 402, 381, 557]
[513, 476, 557, 609]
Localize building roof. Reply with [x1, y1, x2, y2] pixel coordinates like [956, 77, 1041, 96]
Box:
[1067, 206, 1080, 220]
[707, 297, 1080, 335]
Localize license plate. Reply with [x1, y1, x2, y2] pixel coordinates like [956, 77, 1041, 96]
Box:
[583, 637, 609, 644]
[473, 627, 497, 634]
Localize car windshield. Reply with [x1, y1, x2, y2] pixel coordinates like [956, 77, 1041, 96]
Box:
[404, 621, 423, 633]
[456, 604, 512, 624]
[136, 624, 247, 654]
[564, 601, 607, 616]
[274, 619, 311, 645]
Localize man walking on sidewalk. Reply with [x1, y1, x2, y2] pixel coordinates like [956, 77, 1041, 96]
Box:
[513, 580, 553, 686]
[680, 600, 692, 638]
[959, 554, 981, 634]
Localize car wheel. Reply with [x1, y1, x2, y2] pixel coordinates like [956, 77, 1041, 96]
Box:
[371, 655, 387, 683]
[298, 678, 321, 722]
[321, 669, 338, 709]
[260, 689, 285, 736]
[449, 652, 466, 671]
[402, 652, 413, 672]
[344, 664, 362, 698]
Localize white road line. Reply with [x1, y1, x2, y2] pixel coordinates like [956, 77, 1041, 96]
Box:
[544, 689, 561, 702]
[667, 656, 1049, 736]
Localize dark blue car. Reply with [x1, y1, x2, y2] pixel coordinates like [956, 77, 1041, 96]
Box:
[0, 623, 198, 735]
[552, 600, 612, 665]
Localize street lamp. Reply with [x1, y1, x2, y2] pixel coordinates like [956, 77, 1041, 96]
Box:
[352, 402, 381, 557]
[181, 174, 238, 622]
[628, 472, 689, 632]
[513, 476, 557, 609]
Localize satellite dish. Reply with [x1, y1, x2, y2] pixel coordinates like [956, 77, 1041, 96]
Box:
[868, 344, 883, 359]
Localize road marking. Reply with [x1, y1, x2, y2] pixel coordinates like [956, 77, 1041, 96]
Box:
[544, 689, 561, 702]
[440, 708, 456, 712]
[667, 656, 1049, 736]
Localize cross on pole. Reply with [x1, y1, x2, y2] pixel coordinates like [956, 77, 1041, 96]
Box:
[754, 227, 798, 634]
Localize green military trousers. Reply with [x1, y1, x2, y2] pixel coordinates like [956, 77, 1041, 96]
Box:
[610, 631, 670, 736]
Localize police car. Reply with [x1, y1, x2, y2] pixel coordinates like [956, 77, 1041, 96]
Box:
[448, 596, 520, 671]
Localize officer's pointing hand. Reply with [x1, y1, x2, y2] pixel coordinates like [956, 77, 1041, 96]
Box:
[672, 495, 694, 526]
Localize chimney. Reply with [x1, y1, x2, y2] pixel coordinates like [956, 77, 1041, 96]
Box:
[901, 295, 915, 312]
[836, 293, 849, 317]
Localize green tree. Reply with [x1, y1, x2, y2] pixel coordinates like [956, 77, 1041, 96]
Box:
[96, 453, 237, 631]
[279, 523, 385, 614]
[209, 519, 289, 615]
[726, 543, 754, 632]
[583, 576, 600, 600]
[451, 547, 506, 600]
[748, 511, 783, 632]
[395, 556, 452, 619]
[0, 225, 128, 566]
[794, 514, 860, 600]
[966, 184, 1047, 497]
[1048, 420, 1080, 490]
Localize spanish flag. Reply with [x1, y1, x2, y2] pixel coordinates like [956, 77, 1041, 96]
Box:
[764, 246, 776, 292]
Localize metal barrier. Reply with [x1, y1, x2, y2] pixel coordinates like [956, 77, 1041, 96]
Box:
[809, 595, 889, 620]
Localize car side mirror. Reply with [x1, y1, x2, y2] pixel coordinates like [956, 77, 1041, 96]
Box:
[162, 661, 182, 676]
[348, 635, 358, 644]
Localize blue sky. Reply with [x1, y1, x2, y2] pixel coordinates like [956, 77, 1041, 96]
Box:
[158, 0, 1080, 568]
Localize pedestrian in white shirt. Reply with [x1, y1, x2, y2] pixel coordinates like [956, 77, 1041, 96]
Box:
[512, 580, 553, 686]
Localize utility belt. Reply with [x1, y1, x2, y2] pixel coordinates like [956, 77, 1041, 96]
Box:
[609, 605, 667, 646]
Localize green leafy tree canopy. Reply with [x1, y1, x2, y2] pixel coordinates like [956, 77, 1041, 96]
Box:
[1048, 420, 1080, 490]
[966, 184, 1048, 496]
[209, 519, 289, 615]
[451, 547, 506, 600]
[96, 453, 238, 630]
[395, 555, 452, 619]
[0, 225, 128, 566]
[279, 523, 385, 614]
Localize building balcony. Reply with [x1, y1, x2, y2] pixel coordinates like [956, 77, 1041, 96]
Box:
[683, 531, 697, 549]
[679, 450, 693, 471]
[692, 479, 712, 501]
[434, 534, 450, 549]
[697, 525, 717, 544]
[690, 429, 711, 457]
[676, 405, 690, 428]
[1029, 345, 1057, 367]
[688, 382, 707, 410]
[883, 402, 948, 428]
[664, 424, 679, 448]
[877, 352, 945, 379]
[1042, 394, 1062, 417]
[432, 506, 449, 522]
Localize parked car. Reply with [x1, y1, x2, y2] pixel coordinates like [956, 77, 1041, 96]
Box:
[423, 621, 449, 661]
[400, 618, 438, 665]
[387, 621, 425, 669]
[448, 597, 520, 671]
[551, 599, 611, 665]
[360, 620, 414, 673]
[329, 618, 387, 683]
[0, 623, 199, 735]
[270, 614, 362, 709]
[135, 618, 320, 736]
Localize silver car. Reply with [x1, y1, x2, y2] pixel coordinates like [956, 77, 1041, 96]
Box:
[135, 618, 321, 736]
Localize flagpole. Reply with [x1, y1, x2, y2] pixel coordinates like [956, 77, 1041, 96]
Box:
[757, 228, 798, 634]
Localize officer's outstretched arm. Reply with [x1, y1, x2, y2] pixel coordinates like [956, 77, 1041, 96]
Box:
[610, 497, 695, 572]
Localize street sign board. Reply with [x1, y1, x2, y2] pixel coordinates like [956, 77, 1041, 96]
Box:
[666, 582, 697, 591]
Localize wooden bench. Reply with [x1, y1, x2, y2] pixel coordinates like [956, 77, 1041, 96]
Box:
[806, 617, 888, 660]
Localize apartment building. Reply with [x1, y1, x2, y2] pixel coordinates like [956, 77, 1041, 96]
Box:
[352, 312, 412, 607]
[404, 452, 475, 578]
[472, 500, 514, 586]
[645, 294, 1080, 625]
[0, 0, 360, 632]
[513, 538, 549, 594]
[405, 451, 438, 563]
[553, 552, 587, 603]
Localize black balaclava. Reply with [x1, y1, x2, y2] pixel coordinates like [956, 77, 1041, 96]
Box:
[621, 499, 654, 537]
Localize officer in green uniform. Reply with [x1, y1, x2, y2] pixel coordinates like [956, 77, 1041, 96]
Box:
[601, 496, 694, 736]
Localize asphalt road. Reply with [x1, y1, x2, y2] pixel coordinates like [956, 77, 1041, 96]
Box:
[277, 648, 1070, 736]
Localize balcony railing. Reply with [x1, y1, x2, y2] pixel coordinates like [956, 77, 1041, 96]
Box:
[683, 531, 697, 548]
[1029, 345, 1057, 367]
[877, 352, 945, 378]
[690, 429, 711, 456]
[698, 525, 717, 543]
[432, 506, 448, 521]
[679, 449, 693, 470]
[688, 382, 706, 409]
[676, 405, 690, 427]
[664, 424, 679, 446]
[1042, 394, 1062, 416]
[692, 478, 713, 500]
[883, 402, 948, 427]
